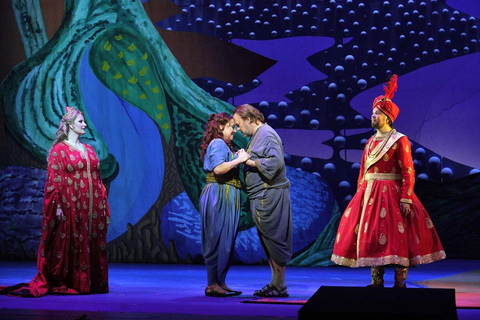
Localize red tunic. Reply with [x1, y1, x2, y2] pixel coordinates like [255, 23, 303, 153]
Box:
[331, 131, 446, 267]
[17, 142, 110, 296]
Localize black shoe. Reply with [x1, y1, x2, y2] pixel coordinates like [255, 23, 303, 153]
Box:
[222, 286, 242, 296]
[205, 287, 237, 297]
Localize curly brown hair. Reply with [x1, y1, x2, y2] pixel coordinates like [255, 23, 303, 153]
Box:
[200, 113, 234, 163]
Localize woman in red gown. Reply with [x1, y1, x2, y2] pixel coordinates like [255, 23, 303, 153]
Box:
[5, 107, 110, 297]
[331, 75, 446, 287]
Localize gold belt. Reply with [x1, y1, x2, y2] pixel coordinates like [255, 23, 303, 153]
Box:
[364, 173, 401, 181]
[206, 172, 241, 188]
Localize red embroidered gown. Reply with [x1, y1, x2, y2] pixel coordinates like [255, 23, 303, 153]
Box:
[14, 142, 110, 297]
[331, 131, 446, 267]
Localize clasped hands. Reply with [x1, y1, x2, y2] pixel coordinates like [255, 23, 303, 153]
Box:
[236, 149, 252, 165]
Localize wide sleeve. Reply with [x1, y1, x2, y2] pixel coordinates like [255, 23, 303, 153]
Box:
[255, 134, 285, 181]
[43, 145, 66, 214]
[88, 144, 111, 228]
[397, 136, 415, 204]
[206, 139, 230, 171]
[39, 144, 66, 257]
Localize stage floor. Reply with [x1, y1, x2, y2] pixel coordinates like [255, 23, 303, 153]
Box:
[1, 259, 479, 319]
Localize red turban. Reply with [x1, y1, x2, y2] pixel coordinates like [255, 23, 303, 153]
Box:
[372, 74, 399, 122]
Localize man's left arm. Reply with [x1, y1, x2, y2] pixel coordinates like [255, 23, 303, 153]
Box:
[254, 136, 284, 180]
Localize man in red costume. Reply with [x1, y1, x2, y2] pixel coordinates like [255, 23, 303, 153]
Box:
[331, 75, 446, 288]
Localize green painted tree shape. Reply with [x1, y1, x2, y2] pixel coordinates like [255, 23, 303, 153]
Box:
[90, 28, 171, 143]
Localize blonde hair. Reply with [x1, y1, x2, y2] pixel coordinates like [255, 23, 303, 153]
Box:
[48, 107, 83, 158]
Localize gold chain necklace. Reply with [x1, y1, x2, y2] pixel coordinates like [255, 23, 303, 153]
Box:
[367, 129, 395, 159]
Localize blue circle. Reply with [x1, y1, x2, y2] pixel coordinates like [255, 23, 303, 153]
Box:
[339, 181, 351, 192]
[310, 119, 320, 130]
[300, 86, 311, 95]
[441, 167, 453, 179]
[278, 101, 288, 109]
[336, 93, 346, 103]
[345, 55, 355, 64]
[354, 115, 365, 124]
[267, 114, 277, 122]
[259, 101, 269, 108]
[360, 138, 368, 148]
[214, 87, 224, 97]
[300, 109, 311, 118]
[415, 147, 426, 159]
[413, 159, 422, 170]
[334, 65, 345, 75]
[357, 79, 367, 89]
[417, 173, 429, 180]
[284, 115, 296, 128]
[324, 163, 336, 174]
[334, 136, 346, 148]
[336, 115, 346, 125]
[328, 83, 338, 93]
[469, 169, 480, 175]
[301, 157, 313, 170]
[428, 156, 441, 169]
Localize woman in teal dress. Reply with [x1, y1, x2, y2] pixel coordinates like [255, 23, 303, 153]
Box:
[199, 113, 250, 297]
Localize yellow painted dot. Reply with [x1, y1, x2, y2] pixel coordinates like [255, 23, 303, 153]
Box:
[104, 41, 112, 51]
[114, 72, 122, 79]
[128, 42, 136, 51]
[139, 93, 147, 99]
[101, 61, 110, 71]
[128, 75, 137, 84]
[161, 123, 169, 130]
[156, 113, 163, 120]
[123, 89, 128, 95]
[142, 52, 148, 60]
[127, 59, 135, 66]
[139, 66, 147, 76]
[115, 35, 123, 41]
[152, 87, 159, 94]
[145, 80, 151, 85]
[157, 103, 164, 110]
[118, 51, 124, 59]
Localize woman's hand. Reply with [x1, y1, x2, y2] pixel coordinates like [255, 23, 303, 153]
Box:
[56, 206, 65, 220]
[237, 149, 251, 163]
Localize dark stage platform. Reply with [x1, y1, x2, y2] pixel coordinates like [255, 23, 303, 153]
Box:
[1, 259, 479, 319]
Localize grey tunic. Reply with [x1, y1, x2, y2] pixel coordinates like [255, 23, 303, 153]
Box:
[245, 124, 292, 266]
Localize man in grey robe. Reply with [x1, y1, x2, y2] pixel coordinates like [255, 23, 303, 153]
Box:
[233, 104, 292, 297]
